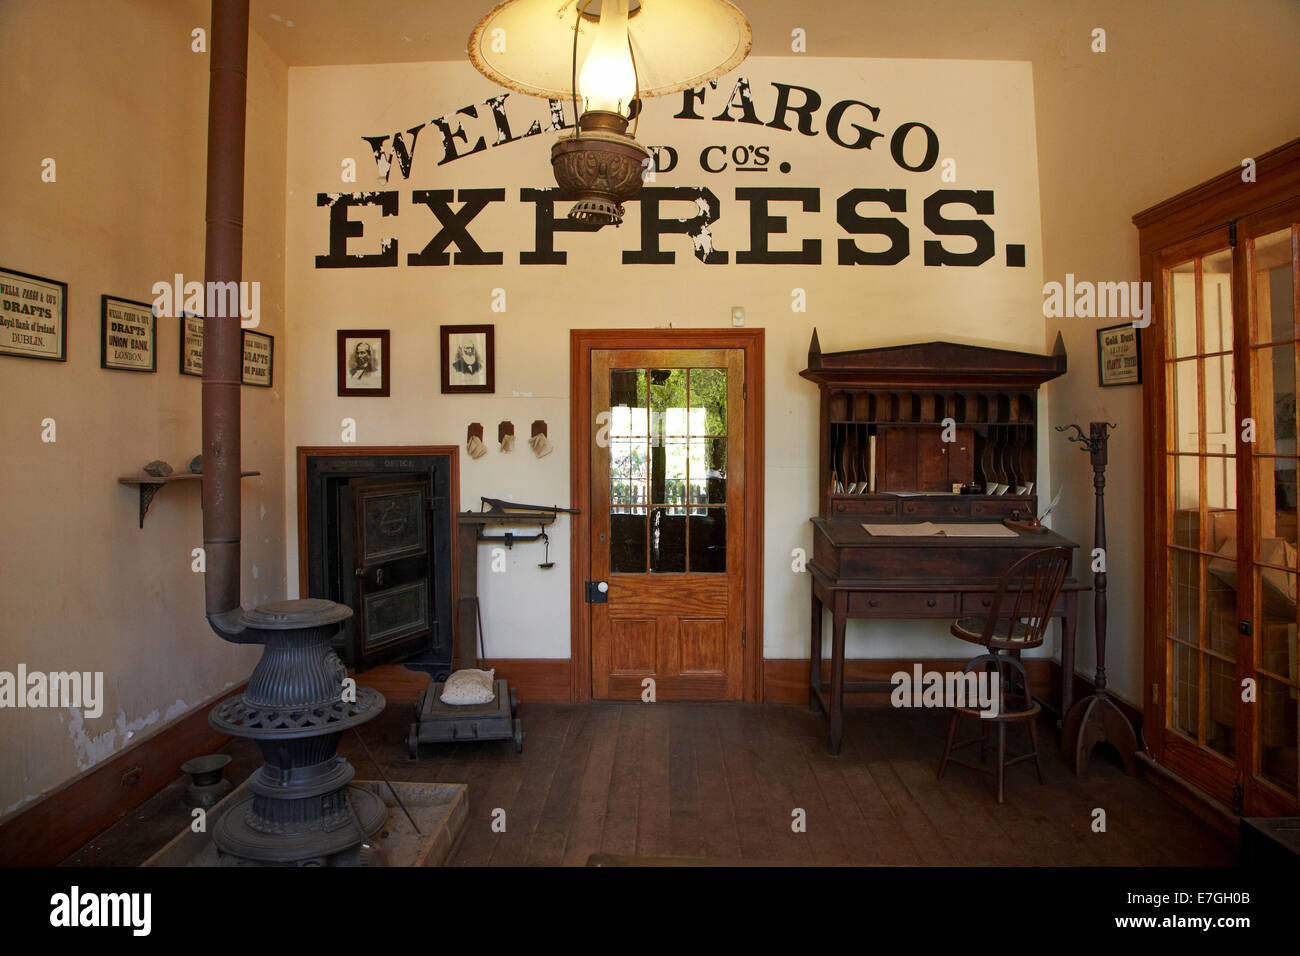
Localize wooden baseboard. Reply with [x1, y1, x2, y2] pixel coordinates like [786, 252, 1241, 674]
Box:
[480, 659, 572, 703]
[761, 657, 1056, 706]
[0, 681, 246, 867]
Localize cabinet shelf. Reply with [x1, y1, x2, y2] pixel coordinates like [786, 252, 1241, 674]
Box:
[801, 332, 1066, 520]
[118, 471, 261, 528]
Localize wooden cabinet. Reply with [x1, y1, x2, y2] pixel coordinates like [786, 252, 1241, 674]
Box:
[1137, 137, 1300, 818]
[799, 333, 1067, 520]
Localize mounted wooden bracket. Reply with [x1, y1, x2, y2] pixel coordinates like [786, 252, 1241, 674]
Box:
[466, 422, 487, 460]
[531, 420, 547, 438]
[498, 421, 515, 447]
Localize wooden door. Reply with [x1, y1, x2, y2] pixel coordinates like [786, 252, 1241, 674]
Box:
[589, 348, 745, 700]
[341, 477, 435, 669]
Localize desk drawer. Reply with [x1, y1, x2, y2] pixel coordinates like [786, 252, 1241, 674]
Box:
[849, 591, 956, 616]
[960, 592, 996, 616]
[831, 496, 897, 517]
[970, 498, 1030, 519]
[900, 498, 967, 518]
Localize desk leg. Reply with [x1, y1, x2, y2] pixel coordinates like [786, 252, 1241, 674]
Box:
[1060, 590, 1078, 729]
[829, 593, 846, 755]
[809, 587, 823, 713]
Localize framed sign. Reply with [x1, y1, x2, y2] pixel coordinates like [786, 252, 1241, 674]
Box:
[440, 324, 494, 394]
[0, 267, 67, 362]
[179, 312, 203, 376]
[101, 295, 156, 372]
[1097, 322, 1142, 387]
[337, 329, 390, 397]
[241, 329, 273, 387]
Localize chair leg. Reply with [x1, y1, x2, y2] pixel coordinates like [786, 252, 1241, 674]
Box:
[938, 710, 959, 779]
[1027, 714, 1044, 784]
[996, 721, 1007, 804]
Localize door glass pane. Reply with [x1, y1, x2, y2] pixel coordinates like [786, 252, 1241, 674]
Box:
[1256, 343, 1297, 456]
[610, 508, 647, 573]
[1172, 456, 1200, 547]
[1169, 259, 1198, 357]
[649, 368, 687, 437]
[689, 509, 726, 572]
[1258, 675, 1298, 795]
[1201, 247, 1234, 353]
[1171, 550, 1198, 644]
[610, 438, 647, 507]
[1258, 598, 1297, 680]
[689, 437, 727, 504]
[1172, 359, 1200, 451]
[689, 367, 727, 436]
[1203, 354, 1235, 456]
[610, 369, 647, 436]
[1254, 227, 1296, 344]
[651, 437, 687, 506]
[1205, 654, 1237, 759]
[1170, 640, 1200, 738]
[650, 506, 686, 572]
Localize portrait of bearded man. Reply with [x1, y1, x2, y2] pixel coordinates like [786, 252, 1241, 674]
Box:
[348, 339, 382, 388]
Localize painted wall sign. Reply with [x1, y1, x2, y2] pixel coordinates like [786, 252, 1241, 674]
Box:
[312, 63, 1033, 272]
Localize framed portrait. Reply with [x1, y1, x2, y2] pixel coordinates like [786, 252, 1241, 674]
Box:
[179, 312, 203, 376]
[337, 329, 390, 397]
[241, 329, 273, 387]
[1097, 322, 1141, 387]
[0, 267, 67, 362]
[101, 294, 156, 372]
[440, 324, 494, 394]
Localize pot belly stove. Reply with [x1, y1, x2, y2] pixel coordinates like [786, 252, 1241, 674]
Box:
[208, 598, 387, 865]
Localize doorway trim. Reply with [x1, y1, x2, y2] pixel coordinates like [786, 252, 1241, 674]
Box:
[569, 329, 765, 702]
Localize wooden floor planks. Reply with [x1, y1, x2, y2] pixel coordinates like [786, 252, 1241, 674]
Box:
[63, 671, 1237, 868]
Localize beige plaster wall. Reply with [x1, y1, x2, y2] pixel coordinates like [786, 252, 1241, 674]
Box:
[0, 0, 289, 818]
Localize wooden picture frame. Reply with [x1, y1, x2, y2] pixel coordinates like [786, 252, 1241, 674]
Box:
[241, 329, 273, 387]
[440, 324, 494, 394]
[1097, 322, 1141, 387]
[0, 267, 67, 362]
[100, 294, 156, 372]
[179, 312, 203, 376]
[337, 329, 390, 397]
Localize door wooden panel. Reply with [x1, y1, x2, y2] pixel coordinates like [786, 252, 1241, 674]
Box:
[590, 348, 745, 700]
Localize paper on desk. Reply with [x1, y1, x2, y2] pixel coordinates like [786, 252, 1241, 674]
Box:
[861, 522, 1018, 537]
[935, 522, 1018, 537]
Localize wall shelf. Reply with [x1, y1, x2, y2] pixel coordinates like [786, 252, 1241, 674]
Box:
[118, 471, 260, 528]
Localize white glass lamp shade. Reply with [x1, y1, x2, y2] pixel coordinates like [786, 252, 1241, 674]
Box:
[577, 0, 637, 116]
[468, 0, 752, 104]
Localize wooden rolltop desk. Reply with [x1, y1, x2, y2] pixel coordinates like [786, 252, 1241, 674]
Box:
[798, 331, 1084, 753]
